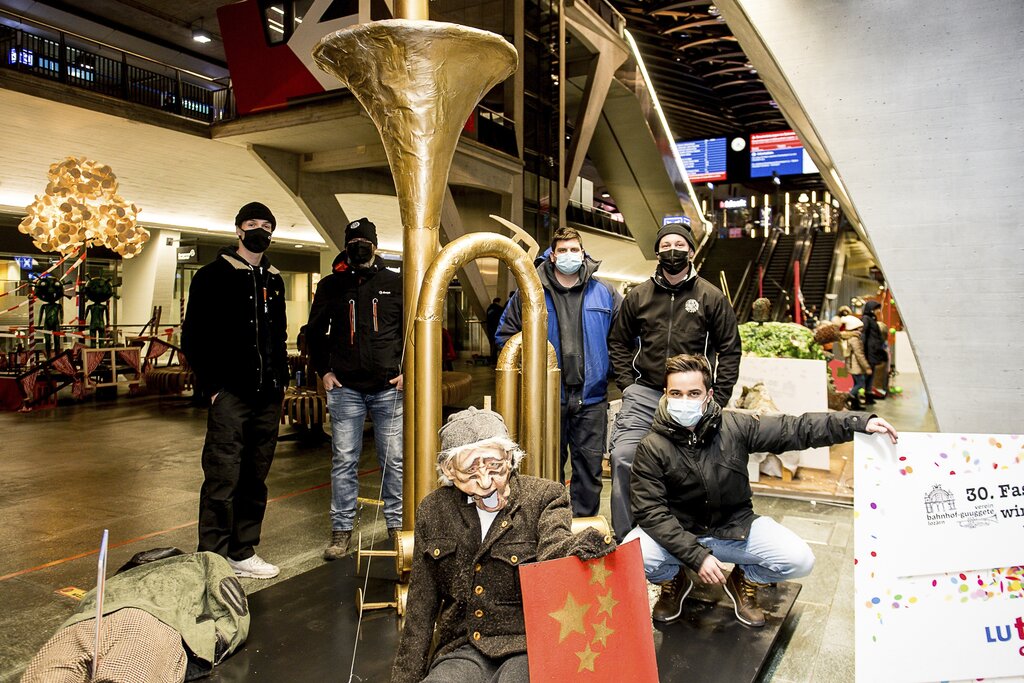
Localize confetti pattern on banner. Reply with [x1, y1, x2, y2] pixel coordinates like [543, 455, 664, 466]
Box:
[854, 432, 1024, 683]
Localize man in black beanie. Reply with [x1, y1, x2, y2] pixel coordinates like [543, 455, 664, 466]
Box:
[606, 219, 741, 540]
[307, 217, 405, 560]
[182, 201, 288, 579]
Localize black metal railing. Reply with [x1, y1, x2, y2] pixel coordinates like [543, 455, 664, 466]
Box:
[566, 201, 633, 238]
[0, 21, 232, 123]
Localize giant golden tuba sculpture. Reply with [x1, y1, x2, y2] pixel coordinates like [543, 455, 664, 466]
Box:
[313, 3, 552, 527]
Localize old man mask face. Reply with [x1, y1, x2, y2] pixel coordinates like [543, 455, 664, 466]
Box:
[444, 446, 512, 512]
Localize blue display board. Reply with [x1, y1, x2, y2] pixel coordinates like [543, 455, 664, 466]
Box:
[750, 130, 818, 178]
[675, 137, 727, 182]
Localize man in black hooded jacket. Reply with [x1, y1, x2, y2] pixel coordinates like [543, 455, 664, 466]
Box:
[182, 201, 289, 579]
[307, 218, 404, 560]
[606, 222, 741, 540]
[625, 353, 897, 628]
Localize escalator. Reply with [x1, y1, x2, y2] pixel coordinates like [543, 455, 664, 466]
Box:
[735, 231, 794, 322]
[761, 234, 796, 319]
[798, 230, 839, 315]
[696, 236, 765, 305]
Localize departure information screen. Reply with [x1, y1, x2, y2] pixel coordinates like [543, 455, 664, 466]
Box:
[675, 137, 727, 182]
[750, 130, 818, 177]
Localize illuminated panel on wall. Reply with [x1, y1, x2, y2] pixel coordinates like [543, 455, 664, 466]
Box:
[675, 137, 728, 182]
[750, 130, 818, 177]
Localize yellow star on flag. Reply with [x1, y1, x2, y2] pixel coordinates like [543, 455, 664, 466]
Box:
[549, 592, 589, 642]
[596, 589, 619, 619]
[588, 557, 612, 588]
[575, 643, 600, 673]
[591, 618, 614, 647]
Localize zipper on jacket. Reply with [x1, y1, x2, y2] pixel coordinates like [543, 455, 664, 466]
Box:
[252, 268, 263, 392]
[349, 299, 356, 345]
[665, 293, 675, 360]
[372, 297, 379, 332]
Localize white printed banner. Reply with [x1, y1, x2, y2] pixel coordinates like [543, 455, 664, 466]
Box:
[855, 432, 1024, 683]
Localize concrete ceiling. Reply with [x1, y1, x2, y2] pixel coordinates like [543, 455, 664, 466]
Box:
[0, 88, 325, 244]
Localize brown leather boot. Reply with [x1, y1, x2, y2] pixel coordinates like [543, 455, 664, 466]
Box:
[323, 530, 352, 561]
[724, 566, 766, 627]
[652, 572, 694, 622]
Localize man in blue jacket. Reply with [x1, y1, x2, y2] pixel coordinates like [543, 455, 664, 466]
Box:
[496, 227, 621, 517]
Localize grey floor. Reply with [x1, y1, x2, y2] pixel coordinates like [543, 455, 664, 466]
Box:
[0, 365, 934, 682]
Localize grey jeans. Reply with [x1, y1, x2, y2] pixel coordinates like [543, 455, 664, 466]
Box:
[608, 383, 663, 539]
[423, 645, 529, 683]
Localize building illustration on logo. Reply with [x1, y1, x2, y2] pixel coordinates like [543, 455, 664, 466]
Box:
[924, 484, 956, 514]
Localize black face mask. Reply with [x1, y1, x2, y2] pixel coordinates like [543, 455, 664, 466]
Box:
[658, 248, 690, 275]
[240, 228, 272, 254]
[348, 241, 374, 266]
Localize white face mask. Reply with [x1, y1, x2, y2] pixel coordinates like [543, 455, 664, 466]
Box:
[666, 397, 707, 428]
[554, 252, 583, 275]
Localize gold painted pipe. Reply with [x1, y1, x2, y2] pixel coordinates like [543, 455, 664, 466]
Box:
[415, 233, 547, 504]
[313, 22, 517, 529]
[395, 0, 429, 20]
[495, 334, 522, 443]
[545, 363, 562, 481]
[495, 333, 561, 480]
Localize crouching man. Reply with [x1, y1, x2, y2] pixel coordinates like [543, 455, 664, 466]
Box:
[392, 407, 615, 683]
[625, 354, 898, 627]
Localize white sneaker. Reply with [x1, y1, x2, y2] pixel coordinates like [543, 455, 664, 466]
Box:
[227, 554, 280, 579]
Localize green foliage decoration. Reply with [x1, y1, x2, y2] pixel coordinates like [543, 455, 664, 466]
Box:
[738, 321, 825, 360]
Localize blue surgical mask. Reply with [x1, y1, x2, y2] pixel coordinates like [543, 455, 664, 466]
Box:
[666, 397, 707, 428]
[554, 252, 583, 275]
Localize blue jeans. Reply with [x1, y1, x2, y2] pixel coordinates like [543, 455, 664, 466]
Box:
[325, 386, 403, 531]
[623, 516, 815, 584]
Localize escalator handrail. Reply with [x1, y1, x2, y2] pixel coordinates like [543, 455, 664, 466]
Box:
[735, 230, 780, 321]
[770, 231, 813, 321]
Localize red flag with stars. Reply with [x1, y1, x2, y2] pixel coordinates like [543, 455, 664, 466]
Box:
[519, 539, 658, 682]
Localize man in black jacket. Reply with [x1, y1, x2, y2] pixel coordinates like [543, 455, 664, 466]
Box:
[625, 354, 897, 627]
[307, 218, 404, 560]
[182, 201, 289, 579]
[607, 222, 741, 539]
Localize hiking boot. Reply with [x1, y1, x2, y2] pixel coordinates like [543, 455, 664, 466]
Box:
[387, 527, 402, 543]
[652, 572, 694, 622]
[227, 554, 280, 579]
[723, 566, 766, 627]
[323, 530, 352, 561]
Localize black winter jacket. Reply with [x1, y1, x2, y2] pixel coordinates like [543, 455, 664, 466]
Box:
[181, 248, 288, 398]
[306, 252, 403, 393]
[861, 301, 888, 367]
[607, 267, 741, 406]
[630, 398, 874, 571]
[392, 475, 615, 683]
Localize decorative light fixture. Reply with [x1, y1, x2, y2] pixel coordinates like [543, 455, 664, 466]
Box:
[18, 157, 148, 258]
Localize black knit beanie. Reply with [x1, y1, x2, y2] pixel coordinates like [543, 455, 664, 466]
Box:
[235, 202, 276, 231]
[345, 217, 378, 246]
[655, 223, 695, 252]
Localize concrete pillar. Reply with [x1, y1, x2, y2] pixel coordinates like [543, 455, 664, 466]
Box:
[119, 228, 181, 332]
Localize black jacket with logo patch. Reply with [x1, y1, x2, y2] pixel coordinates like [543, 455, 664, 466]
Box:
[306, 252, 403, 393]
[182, 248, 288, 399]
[631, 398, 874, 570]
[607, 267, 741, 406]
